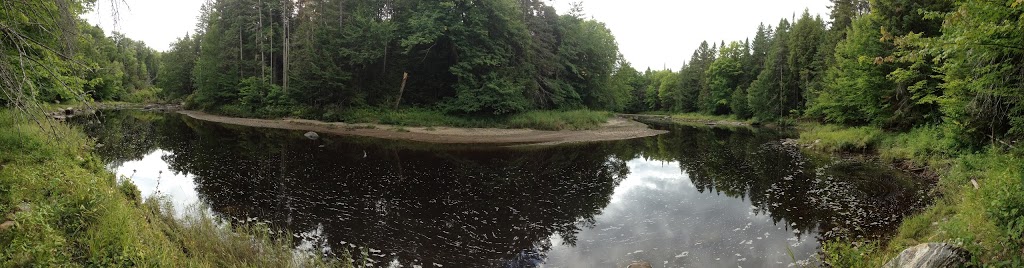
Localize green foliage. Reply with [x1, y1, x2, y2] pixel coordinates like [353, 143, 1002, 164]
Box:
[805, 122, 1024, 265]
[1, 0, 161, 106]
[157, 34, 198, 101]
[730, 88, 751, 119]
[183, 0, 622, 117]
[879, 125, 954, 167]
[321, 107, 492, 128]
[808, 15, 889, 126]
[798, 124, 886, 153]
[0, 110, 339, 266]
[122, 88, 162, 103]
[557, 17, 621, 110]
[319, 108, 610, 131]
[937, 0, 1024, 149]
[747, 19, 794, 121]
[822, 241, 884, 268]
[609, 61, 644, 113]
[238, 77, 287, 107]
[705, 41, 747, 115]
[506, 110, 611, 131]
[788, 10, 827, 109]
[810, 0, 951, 130]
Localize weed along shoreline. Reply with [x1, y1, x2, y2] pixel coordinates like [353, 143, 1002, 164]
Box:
[178, 110, 669, 146]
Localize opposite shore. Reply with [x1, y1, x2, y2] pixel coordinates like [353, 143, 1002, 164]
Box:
[178, 110, 668, 146]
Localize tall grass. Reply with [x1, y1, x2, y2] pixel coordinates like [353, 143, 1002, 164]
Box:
[213, 105, 614, 131]
[0, 109, 339, 266]
[671, 112, 754, 124]
[798, 125, 886, 153]
[506, 110, 612, 130]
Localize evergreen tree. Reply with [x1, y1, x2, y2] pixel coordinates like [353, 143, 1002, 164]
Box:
[748, 19, 795, 120]
[807, 15, 888, 125]
[788, 10, 827, 111]
[691, 41, 716, 113]
[938, 0, 1024, 147]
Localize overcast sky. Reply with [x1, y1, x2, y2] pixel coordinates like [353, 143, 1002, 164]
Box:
[85, 0, 831, 71]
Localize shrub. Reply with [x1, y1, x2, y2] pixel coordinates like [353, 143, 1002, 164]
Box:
[238, 77, 287, 107]
[799, 125, 886, 152]
[0, 109, 342, 266]
[122, 88, 162, 103]
[880, 126, 955, 167]
[507, 110, 611, 130]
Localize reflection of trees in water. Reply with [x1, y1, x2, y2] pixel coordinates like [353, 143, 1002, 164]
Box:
[640, 124, 928, 241]
[73, 110, 165, 167]
[77, 111, 929, 266]
[135, 113, 629, 267]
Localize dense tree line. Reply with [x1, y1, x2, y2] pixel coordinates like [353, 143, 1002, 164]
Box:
[162, 0, 622, 115]
[610, 0, 1022, 150]
[1, 0, 160, 105]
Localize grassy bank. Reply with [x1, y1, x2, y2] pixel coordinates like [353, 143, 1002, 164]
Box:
[209, 104, 613, 131]
[0, 109, 341, 266]
[799, 124, 1023, 266]
[638, 111, 755, 125]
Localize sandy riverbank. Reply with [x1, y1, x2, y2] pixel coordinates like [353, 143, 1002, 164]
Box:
[179, 110, 668, 146]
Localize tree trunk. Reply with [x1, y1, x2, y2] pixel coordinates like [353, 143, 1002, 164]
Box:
[282, 0, 290, 94]
[394, 72, 409, 110]
[258, 0, 266, 81]
[239, 24, 244, 79]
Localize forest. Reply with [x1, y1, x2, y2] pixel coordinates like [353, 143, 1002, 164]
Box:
[3, 0, 1021, 150]
[162, 0, 623, 119]
[156, 0, 1019, 150]
[620, 0, 1021, 151]
[2, 0, 1024, 266]
[0, 1, 160, 105]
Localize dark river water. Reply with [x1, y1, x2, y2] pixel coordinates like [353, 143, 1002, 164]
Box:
[74, 110, 929, 268]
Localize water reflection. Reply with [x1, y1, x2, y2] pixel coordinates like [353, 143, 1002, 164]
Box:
[545, 160, 816, 268]
[74, 111, 929, 267]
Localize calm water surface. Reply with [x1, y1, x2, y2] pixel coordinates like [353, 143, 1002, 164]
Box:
[75, 110, 929, 268]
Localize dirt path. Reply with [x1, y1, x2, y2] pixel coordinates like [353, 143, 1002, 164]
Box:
[179, 110, 668, 146]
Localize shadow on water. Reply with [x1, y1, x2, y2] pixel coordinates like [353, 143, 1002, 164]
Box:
[73, 110, 930, 268]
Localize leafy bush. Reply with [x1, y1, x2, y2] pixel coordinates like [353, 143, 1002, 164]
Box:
[0, 109, 341, 266]
[507, 110, 611, 130]
[822, 241, 884, 268]
[122, 88, 162, 103]
[238, 77, 287, 107]
[880, 126, 955, 167]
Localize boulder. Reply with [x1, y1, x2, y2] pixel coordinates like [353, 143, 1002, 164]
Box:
[625, 261, 652, 268]
[0, 220, 13, 231]
[882, 243, 969, 268]
[303, 131, 320, 140]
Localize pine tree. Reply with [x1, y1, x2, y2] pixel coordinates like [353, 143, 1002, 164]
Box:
[748, 19, 794, 120]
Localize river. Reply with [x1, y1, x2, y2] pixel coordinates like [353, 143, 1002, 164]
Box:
[73, 110, 929, 268]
